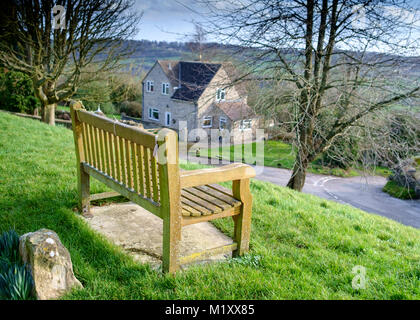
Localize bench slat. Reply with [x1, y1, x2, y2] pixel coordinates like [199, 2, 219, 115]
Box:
[82, 122, 90, 163]
[151, 155, 159, 203]
[195, 185, 241, 207]
[119, 136, 126, 186]
[180, 190, 222, 215]
[137, 144, 145, 196]
[103, 130, 110, 176]
[125, 139, 133, 189]
[109, 133, 116, 179]
[180, 197, 211, 216]
[131, 142, 138, 194]
[185, 187, 233, 210]
[143, 147, 152, 199]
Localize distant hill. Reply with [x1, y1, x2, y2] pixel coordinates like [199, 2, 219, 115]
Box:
[119, 39, 249, 73]
[121, 40, 420, 80]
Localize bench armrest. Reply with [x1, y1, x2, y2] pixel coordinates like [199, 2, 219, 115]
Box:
[180, 163, 256, 188]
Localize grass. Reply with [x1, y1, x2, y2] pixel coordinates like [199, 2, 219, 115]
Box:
[0, 111, 419, 300]
[203, 140, 391, 178]
[383, 180, 419, 200]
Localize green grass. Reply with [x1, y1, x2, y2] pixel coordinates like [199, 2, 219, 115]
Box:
[383, 180, 419, 200]
[203, 140, 390, 178]
[0, 111, 419, 300]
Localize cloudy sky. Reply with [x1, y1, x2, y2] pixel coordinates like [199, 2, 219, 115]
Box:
[134, 0, 206, 42]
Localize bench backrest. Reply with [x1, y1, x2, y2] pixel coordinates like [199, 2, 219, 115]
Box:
[70, 101, 180, 218]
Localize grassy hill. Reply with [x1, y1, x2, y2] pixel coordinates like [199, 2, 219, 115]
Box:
[0, 111, 419, 299]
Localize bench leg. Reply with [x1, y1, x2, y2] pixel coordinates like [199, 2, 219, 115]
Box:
[162, 216, 181, 273]
[232, 179, 252, 257]
[78, 164, 91, 216]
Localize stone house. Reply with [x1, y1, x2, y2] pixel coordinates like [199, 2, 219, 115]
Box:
[141, 60, 259, 143]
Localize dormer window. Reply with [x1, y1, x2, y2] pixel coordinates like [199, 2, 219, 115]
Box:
[216, 88, 226, 102]
[162, 82, 169, 95]
[146, 81, 154, 92]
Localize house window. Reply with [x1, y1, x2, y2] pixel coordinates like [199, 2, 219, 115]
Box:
[240, 119, 252, 130]
[216, 88, 226, 102]
[162, 83, 169, 95]
[146, 81, 154, 92]
[219, 117, 227, 129]
[165, 112, 171, 126]
[148, 108, 159, 121]
[202, 116, 213, 128]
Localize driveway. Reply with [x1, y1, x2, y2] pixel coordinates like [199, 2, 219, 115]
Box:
[185, 155, 420, 228]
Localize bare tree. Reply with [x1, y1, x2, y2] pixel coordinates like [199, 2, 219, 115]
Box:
[0, 0, 140, 125]
[186, 21, 209, 61]
[198, 0, 420, 190]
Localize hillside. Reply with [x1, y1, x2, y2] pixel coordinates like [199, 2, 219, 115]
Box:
[0, 111, 419, 299]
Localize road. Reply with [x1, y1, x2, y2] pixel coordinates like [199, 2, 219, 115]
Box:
[185, 155, 420, 228]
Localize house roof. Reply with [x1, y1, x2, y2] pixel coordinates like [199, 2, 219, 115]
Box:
[157, 60, 221, 102]
[217, 101, 256, 121]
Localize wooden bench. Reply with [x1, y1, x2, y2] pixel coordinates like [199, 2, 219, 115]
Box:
[70, 101, 256, 273]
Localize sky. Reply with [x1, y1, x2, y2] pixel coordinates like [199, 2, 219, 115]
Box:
[133, 0, 420, 55]
[134, 0, 206, 42]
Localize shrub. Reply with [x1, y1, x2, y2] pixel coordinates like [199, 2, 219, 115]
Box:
[0, 230, 35, 300]
[119, 101, 142, 118]
[383, 180, 419, 200]
[0, 70, 40, 114]
[100, 102, 117, 115]
[0, 229, 21, 267]
[0, 264, 34, 300]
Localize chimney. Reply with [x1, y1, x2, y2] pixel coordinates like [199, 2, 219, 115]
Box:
[168, 62, 172, 70]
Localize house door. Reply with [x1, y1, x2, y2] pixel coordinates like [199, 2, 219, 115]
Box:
[165, 112, 171, 126]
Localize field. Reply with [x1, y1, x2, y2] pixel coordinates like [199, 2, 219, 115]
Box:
[0, 111, 418, 299]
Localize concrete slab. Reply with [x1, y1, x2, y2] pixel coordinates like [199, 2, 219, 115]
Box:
[83, 202, 234, 269]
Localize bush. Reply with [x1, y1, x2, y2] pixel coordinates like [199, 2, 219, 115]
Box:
[100, 102, 117, 115]
[119, 101, 142, 118]
[383, 180, 419, 200]
[0, 229, 21, 267]
[0, 264, 34, 300]
[0, 70, 40, 114]
[0, 229, 35, 300]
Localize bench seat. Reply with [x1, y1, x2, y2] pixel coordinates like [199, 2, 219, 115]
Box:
[181, 184, 242, 217]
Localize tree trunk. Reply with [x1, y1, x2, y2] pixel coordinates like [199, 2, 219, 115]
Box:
[41, 103, 56, 126]
[286, 159, 309, 191]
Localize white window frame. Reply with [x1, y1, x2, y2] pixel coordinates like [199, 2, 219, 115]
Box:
[148, 108, 160, 121]
[165, 111, 171, 126]
[219, 117, 227, 129]
[146, 80, 154, 92]
[202, 116, 213, 128]
[240, 119, 252, 130]
[162, 82, 169, 95]
[216, 88, 226, 102]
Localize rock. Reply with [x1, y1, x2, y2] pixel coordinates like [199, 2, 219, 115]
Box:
[55, 109, 71, 120]
[19, 229, 82, 300]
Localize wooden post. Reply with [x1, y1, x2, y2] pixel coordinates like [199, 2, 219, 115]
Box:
[70, 101, 90, 216]
[232, 178, 252, 256]
[158, 129, 181, 273]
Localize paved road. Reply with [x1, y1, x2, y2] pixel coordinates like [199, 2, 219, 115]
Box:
[185, 155, 420, 228]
